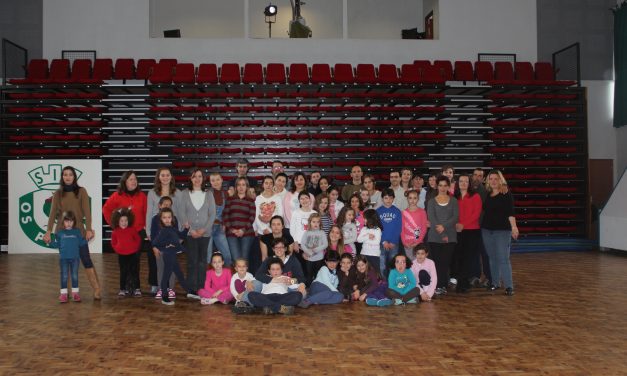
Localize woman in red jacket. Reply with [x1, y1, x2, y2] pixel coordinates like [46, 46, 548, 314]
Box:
[102, 170, 148, 293]
[453, 174, 483, 293]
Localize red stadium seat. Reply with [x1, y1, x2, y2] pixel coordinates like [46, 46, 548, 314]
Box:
[288, 63, 309, 84]
[149, 61, 175, 84]
[421, 64, 445, 84]
[534, 62, 555, 81]
[49, 59, 70, 83]
[220, 63, 241, 84]
[197, 64, 218, 84]
[70, 59, 94, 83]
[136, 59, 156, 80]
[243, 63, 263, 84]
[413, 60, 431, 76]
[9, 59, 49, 84]
[492, 62, 515, 84]
[265, 63, 286, 84]
[454, 61, 474, 81]
[311, 64, 332, 84]
[514, 62, 534, 83]
[172, 63, 196, 84]
[433, 60, 453, 81]
[114, 58, 135, 80]
[400, 64, 421, 84]
[93, 59, 113, 80]
[474, 61, 494, 81]
[333, 64, 354, 84]
[355, 64, 376, 84]
[377, 64, 399, 84]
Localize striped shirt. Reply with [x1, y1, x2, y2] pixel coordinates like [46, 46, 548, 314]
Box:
[320, 213, 333, 235]
[223, 196, 256, 237]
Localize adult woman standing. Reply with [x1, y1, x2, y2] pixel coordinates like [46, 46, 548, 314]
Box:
[453, 174, 482, 293]
[426, 176, 459, 296]
[180, 168, 216, 292]
[44, 166, 102, 299]
[282, 172, 315, 228]
[223, 177, 256, 262]
[145, 167, 181, 294]
[362, 174, 381, 209]
[481, 170, 518, 296]
[102, 170, 148, 296]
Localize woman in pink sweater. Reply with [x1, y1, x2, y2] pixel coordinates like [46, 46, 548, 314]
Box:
[199, 253, 233, 305]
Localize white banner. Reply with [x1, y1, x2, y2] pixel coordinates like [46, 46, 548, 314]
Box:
[8, 160, 102, 254]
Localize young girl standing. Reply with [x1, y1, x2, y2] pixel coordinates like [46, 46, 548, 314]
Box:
[401, 190, 428, 260]
[47, 211, 87, 303]
[199, 253, 233, 305]
[314, 193, 333, 235]
[337, 207, 358, 255]
[111, 208, 142, 297]
[386, 253, 420, 305]
[151, 208, 199, 305]
[300, 213, 329, 285]
[289, 191, 317, 252]
[223, 177, 256, 263]
[356, 209, 383, 274]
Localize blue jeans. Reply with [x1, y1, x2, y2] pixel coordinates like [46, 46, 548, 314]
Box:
[227, 236, 254, 264]
[60, 257, 79, 290]
[208, 224, 232, 266]
[241, 280, 263, 304]
[306, 281, 343, 305]
[379, 243, 399, 278]
[481, 229, 513, 289]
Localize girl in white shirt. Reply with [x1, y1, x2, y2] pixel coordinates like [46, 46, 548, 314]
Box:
[254, 176, 283, 235]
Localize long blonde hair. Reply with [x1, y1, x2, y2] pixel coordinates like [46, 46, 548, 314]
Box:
[486, 170, 508, 193]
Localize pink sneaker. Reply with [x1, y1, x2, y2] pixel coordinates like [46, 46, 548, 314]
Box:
[59, 293, 68, 303]
[72, 293, 81, 302]
[168, 289, 176, 299]
[155, 289, 162, 299]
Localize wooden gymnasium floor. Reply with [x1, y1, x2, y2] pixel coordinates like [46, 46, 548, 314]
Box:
[1, 251, 627, 375]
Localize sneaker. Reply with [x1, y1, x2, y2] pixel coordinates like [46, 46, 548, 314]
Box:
[365, 297, 378, 306]
[161, 296, 174, 306]
[72, 293, 81, 302]
[377, 298, 392, 307]
[262, 306, 274, 315]
[435, 287, 447, 296]
[200, 298, 213, 305]
[505, 287, 515, 296]
[406, 297, 418, 304]
[279, 305, 295, 315]
[394, 299, 403, 306]
[232, 301, 253, 314]
[297, 300, 312, 309]
[59, 293, 68, 303]
[186, 291, 200, 300]
[449, 278, 457, 285]
[168, 289, 176, 300]
[133, 289, 142, 298]
[155, 289, 162, 299]
[487, 285, 499, 292]
[118, 290, 127, 297]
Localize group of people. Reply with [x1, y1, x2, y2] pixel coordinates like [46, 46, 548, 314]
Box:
[46, 160, 518, 313]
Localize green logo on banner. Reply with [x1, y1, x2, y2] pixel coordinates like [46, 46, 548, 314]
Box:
[18, 164, 84, 248]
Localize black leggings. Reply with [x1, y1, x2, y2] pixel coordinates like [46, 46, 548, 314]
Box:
[118, 253, 140, 291]
[161, 251, 190, 295]
[79, 243, 93, 268]
[428, 242, 456, 288]
[385, 287, 420, 302]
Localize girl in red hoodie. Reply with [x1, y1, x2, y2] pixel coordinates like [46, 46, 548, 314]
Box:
[111, 208, 142, 297]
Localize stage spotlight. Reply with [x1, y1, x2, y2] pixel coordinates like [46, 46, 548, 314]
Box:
[264, 4, 278, 17]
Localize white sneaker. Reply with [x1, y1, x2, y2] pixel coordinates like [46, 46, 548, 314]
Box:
[449, 278, 457, 285]
[200, 298, 213, 305]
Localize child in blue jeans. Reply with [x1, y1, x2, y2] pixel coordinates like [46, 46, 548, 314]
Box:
[47, 211, 87, 303]
[298, 250, 344, 308]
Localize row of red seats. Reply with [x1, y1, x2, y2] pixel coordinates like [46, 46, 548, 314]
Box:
[515, 213, 579, 220]
[515, 199, 579, 207]
[7, 58, 572, 86]
[8, 92, 103, 100]
[490, 106, 577, 114]
[148, 119, 447, 128]
[9, 134, 103, 142]
[504, 173, 578, 180]
[148, 92, 446, 100]
[490, 160, 579, 167]
[8, 120, 103, 127]
[489, 133, 578, 140]
[8, 106, 103, 113]
[516, 226, 580, 233]
[490, 146, 578, 153]
[149, 132, 440, 142]
[171, 160, 423, 170]
[171, 172, 398, 182]
[9, 147, 103, 156]
[148, 105, 445, 113]
[488, 93, 578, 101]
[488, 120, 578, 127]
[171, 146, 427, 155]
[510, 186, 579, 193]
